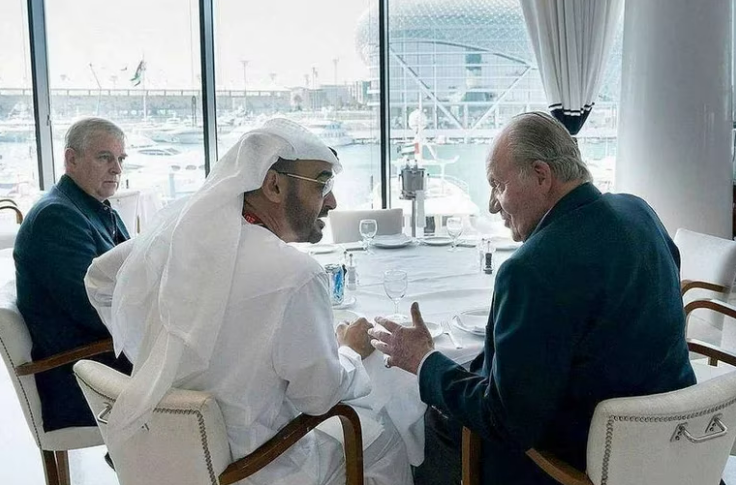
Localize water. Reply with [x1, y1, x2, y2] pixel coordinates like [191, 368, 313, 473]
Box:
[0, 138, 615, 215]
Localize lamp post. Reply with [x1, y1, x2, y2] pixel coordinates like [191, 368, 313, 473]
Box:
[332, 57, 339, 109]
[240, 59, 249, 114]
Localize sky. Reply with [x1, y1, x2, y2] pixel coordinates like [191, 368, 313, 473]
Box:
[0, 0, 374, 90]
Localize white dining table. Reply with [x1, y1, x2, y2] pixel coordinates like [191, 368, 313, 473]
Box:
[307, 239, 517, 465]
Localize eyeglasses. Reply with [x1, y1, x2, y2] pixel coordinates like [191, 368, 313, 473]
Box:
[275, 171, 335, 197]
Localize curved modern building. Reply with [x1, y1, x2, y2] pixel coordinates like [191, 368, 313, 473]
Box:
[355, 0, 621, 137]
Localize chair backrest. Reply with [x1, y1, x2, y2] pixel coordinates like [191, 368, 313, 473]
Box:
[108, 190, 140, 235]
[329, 208, 404, 243]
[0, 280, 46, 448]
[674, 228, 736, 344]
[0, 280, 103, 452]
[73, 360, 232, 485]
[586, 371, 736, 485]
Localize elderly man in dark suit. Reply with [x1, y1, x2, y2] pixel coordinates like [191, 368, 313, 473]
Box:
[14, 117, 132, 431]
[370, 111, 696, 484]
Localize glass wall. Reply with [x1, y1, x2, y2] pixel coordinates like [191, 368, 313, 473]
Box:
[0, 0, 39, 212]
[44, 0, 205, 202]
[372, 0, 621, 238]
[4, 0, 624, 220]
[215, 0, 381, 212]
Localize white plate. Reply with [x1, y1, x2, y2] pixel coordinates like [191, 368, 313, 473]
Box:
[373, 234, 413, 249]
[452, 307, 490, 336]
[391, 320, 443, 339]
[425, 321, 444, 339]
[495, 242, 522, 251]
[422, 236, 453, 247]
[332, 295, 357, 309]
[376, 317, 443, 339]
[309, 243, 340, 254]
[456, 237, 479, 248]
[333, 309, 360, 328]
[489, 237, 522, 251]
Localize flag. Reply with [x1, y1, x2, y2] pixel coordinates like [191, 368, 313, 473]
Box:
[130, 60, 146, 86]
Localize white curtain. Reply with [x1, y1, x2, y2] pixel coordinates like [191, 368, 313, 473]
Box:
[520, 0, 623, 135]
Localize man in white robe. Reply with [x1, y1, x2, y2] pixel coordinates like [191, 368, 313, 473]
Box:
[85, 119, 412, 485]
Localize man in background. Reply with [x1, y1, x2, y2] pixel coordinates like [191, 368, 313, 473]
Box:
[86, 119, 412, 485]
[371, 111, 695, 484]
[14, 117, 132, 431]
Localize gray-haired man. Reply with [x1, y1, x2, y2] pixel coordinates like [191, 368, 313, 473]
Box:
[14, 117, 133, 431]
[371, 111, 695, 484]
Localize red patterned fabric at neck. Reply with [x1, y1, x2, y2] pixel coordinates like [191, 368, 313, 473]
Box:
[243, 211, 264, 225]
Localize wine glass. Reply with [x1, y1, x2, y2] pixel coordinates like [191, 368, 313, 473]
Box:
[359, 219, 378, 253]
[383, 269, 408, 323]
[446, 216, 464, 252]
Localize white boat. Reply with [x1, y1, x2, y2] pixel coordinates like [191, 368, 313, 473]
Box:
[372, 174, 480, 221]
[305, 120, 354, 147]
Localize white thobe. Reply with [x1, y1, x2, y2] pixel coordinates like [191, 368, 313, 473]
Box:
[86, 223, 412, 485]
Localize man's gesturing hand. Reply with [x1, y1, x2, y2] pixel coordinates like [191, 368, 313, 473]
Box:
[368, 302, 434, 374]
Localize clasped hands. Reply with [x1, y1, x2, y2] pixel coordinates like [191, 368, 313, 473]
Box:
[336, 302, 434, 375]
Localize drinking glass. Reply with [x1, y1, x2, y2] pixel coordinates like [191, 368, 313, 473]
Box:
[383, 269, 408, 322]
[446, 216, 464, 252]
[359, 219, 378, 253]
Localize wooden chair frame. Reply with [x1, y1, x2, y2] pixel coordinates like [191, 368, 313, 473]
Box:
[462, 298, 736, 485]
[8, 338, 113, 485]
[0, 204, 23, 224]
[681, 279, 728, 298]
[218, 403, 363, 485]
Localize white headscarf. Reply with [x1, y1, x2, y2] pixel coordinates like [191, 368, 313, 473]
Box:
[105, 118, 341, 446]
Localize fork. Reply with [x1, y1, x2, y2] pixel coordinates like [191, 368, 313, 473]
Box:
[441, 320, 463, 349]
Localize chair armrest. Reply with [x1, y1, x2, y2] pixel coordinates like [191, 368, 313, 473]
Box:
[15, 338, 114, 376]
[685, 298, 736, 321]
[0, 204, 23, 224]
[687, 338, 736, 367]
[462, 426, 482, 485]
[525, 449, 592, 485]
[681, 279, 728, 297]
[218, 403, 363, 485]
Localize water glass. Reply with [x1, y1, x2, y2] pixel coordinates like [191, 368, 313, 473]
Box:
[359, 219, 378, 253]
[383, 269, 408, 322]
[446, 216, 463, 252]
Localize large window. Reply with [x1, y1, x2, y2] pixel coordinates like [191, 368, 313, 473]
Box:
[215, 0, 381, 212]
[3, 0, 623, 220]
[45, 0, 205, 202]
[0, 0, 38, 212]
[377, 0, 621, 237]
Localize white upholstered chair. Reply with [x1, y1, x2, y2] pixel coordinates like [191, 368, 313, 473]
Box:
[73, 359, 365, 485]
[329, 208, 403, 243]
[0, 281, 113, 485]
[108, 190, 141, 235]
[463, 361, 736, 485]
[686, 299, 736, 383]
[675, 228, 736, 348]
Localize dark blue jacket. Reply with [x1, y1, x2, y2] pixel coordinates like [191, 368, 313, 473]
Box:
[419, 183, 696, 484]
[14, 175, 131, 431]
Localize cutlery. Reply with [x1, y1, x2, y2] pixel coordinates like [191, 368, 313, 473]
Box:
[441, 320, 462, 349]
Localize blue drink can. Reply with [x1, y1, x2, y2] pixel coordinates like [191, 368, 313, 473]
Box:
[325, 263, 345, 305]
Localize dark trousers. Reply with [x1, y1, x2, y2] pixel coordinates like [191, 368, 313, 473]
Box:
[413, 406, 463, 485]
[415, 407, 561, 485]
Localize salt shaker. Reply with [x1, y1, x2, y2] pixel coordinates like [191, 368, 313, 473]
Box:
[346, 252, 358, 290]
[479, 238, 495, 274]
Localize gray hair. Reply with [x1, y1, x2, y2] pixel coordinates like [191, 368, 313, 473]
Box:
[503, 111, 592, 183]
[64, 117, 125, 153]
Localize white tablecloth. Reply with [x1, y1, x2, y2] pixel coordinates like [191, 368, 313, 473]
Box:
[311, 241, 515, 464]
